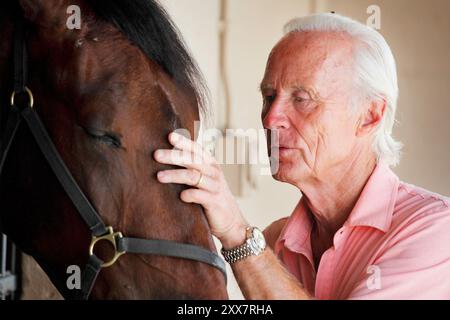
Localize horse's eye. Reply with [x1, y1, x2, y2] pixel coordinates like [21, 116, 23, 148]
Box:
[83, 127, 122, 149]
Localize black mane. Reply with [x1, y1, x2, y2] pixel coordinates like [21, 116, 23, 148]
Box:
[88, 0, 207, 112]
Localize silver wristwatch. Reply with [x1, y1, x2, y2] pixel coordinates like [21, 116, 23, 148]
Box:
[221, 227, 266, 264]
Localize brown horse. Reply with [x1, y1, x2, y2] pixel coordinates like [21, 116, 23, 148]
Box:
[0, 0, 228, 299]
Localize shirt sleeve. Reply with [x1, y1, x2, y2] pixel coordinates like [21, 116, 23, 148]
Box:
[347, 207, 450, 300]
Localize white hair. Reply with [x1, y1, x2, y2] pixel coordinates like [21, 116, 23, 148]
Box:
[284, 13, 402, 167]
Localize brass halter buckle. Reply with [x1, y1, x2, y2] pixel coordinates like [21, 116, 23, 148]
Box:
[89, 226, 125, 268]
[10, 86, 34, 108]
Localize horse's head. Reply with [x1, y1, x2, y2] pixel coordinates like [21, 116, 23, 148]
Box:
[0, 0, 227, 299]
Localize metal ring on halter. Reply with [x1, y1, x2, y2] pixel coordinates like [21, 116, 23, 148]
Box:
[10, 86, 34, 108]
[194, 171, 204, 188]
[89, 226, 125, 268]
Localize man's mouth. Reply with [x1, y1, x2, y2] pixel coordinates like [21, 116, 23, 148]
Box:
[271, 146, 295, 157]
[273, 143, 294, 149]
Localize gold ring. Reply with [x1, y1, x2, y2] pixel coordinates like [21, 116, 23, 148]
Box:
[194, 171, 204, 188]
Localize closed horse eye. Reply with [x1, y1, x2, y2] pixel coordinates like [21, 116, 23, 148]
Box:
[82, 126, 122, 148]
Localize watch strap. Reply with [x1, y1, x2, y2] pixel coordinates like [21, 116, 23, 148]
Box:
[221, 242, 253, 264]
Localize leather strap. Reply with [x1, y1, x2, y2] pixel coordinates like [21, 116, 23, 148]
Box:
[0, 16, 28, 172]
[75, 254, 103, 300]
[118, 237, 227, 280]
[21, 107, 108, 236]
[0, 107, 21, 174]
[13, 16, 27, 93]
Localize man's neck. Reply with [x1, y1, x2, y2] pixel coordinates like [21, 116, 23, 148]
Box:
[299, 154, 377, 238]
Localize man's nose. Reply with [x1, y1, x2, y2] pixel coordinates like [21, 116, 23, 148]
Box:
[262, 100, 290, 130]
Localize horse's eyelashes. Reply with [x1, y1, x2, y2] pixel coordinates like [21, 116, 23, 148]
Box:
[99, 135, 122, 149]
[82, 126, 122, 149]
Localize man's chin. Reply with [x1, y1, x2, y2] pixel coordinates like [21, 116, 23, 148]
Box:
[270, 161, 308, 184]
[272, 173, 285, 183]
[271, 167, 290, 183]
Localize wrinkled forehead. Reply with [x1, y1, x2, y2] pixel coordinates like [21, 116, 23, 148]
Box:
[262, 31, 355, 93]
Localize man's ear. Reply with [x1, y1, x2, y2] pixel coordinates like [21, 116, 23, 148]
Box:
[18, 0, 43, 21]
[356, 99, 386, 137]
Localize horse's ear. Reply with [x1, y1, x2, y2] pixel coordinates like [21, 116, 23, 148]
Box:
[18, 0, 43, 21]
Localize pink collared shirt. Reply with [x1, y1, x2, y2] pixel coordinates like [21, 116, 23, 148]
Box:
[264, 162, 450, 299]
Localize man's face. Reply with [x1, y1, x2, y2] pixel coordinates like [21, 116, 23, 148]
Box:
[261, 31, 363, 185]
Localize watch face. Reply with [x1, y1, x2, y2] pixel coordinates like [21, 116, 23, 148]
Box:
[249, 228, 266, 254]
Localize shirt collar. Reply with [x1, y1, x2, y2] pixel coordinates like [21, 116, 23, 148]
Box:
[345, 161, 399, 232]
[275, 161, 399, 255]
[275, 198, 314, 263]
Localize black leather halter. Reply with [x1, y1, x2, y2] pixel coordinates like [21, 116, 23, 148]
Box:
[0, 18, 226, 300]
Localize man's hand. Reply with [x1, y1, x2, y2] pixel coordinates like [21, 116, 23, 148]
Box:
[154, 132, 248, 248]
[154, 132, 310, 300]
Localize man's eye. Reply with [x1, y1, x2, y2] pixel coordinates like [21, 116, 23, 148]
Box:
[83, 127, 122, 148]
[264, 95, 276, 104]
[294, 96, 308, 103]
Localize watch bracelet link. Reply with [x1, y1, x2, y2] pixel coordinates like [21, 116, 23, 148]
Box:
[221, 242, 252, 264]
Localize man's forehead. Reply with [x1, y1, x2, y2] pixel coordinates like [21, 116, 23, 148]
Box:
[267, 31, 354, 68]
[262, 31, 354, 90]
[274, 31, 354, 52]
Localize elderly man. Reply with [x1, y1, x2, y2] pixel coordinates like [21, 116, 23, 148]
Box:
[154, 13, 450, 299]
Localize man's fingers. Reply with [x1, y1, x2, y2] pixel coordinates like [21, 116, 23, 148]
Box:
[154, 149, 205, 171]
[169, 132, 216, 164]
[154, 149, 221, 178]
[169, 132, 202, 153]
[157, 169, 217, 190]
[180, 188, 213, 209]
